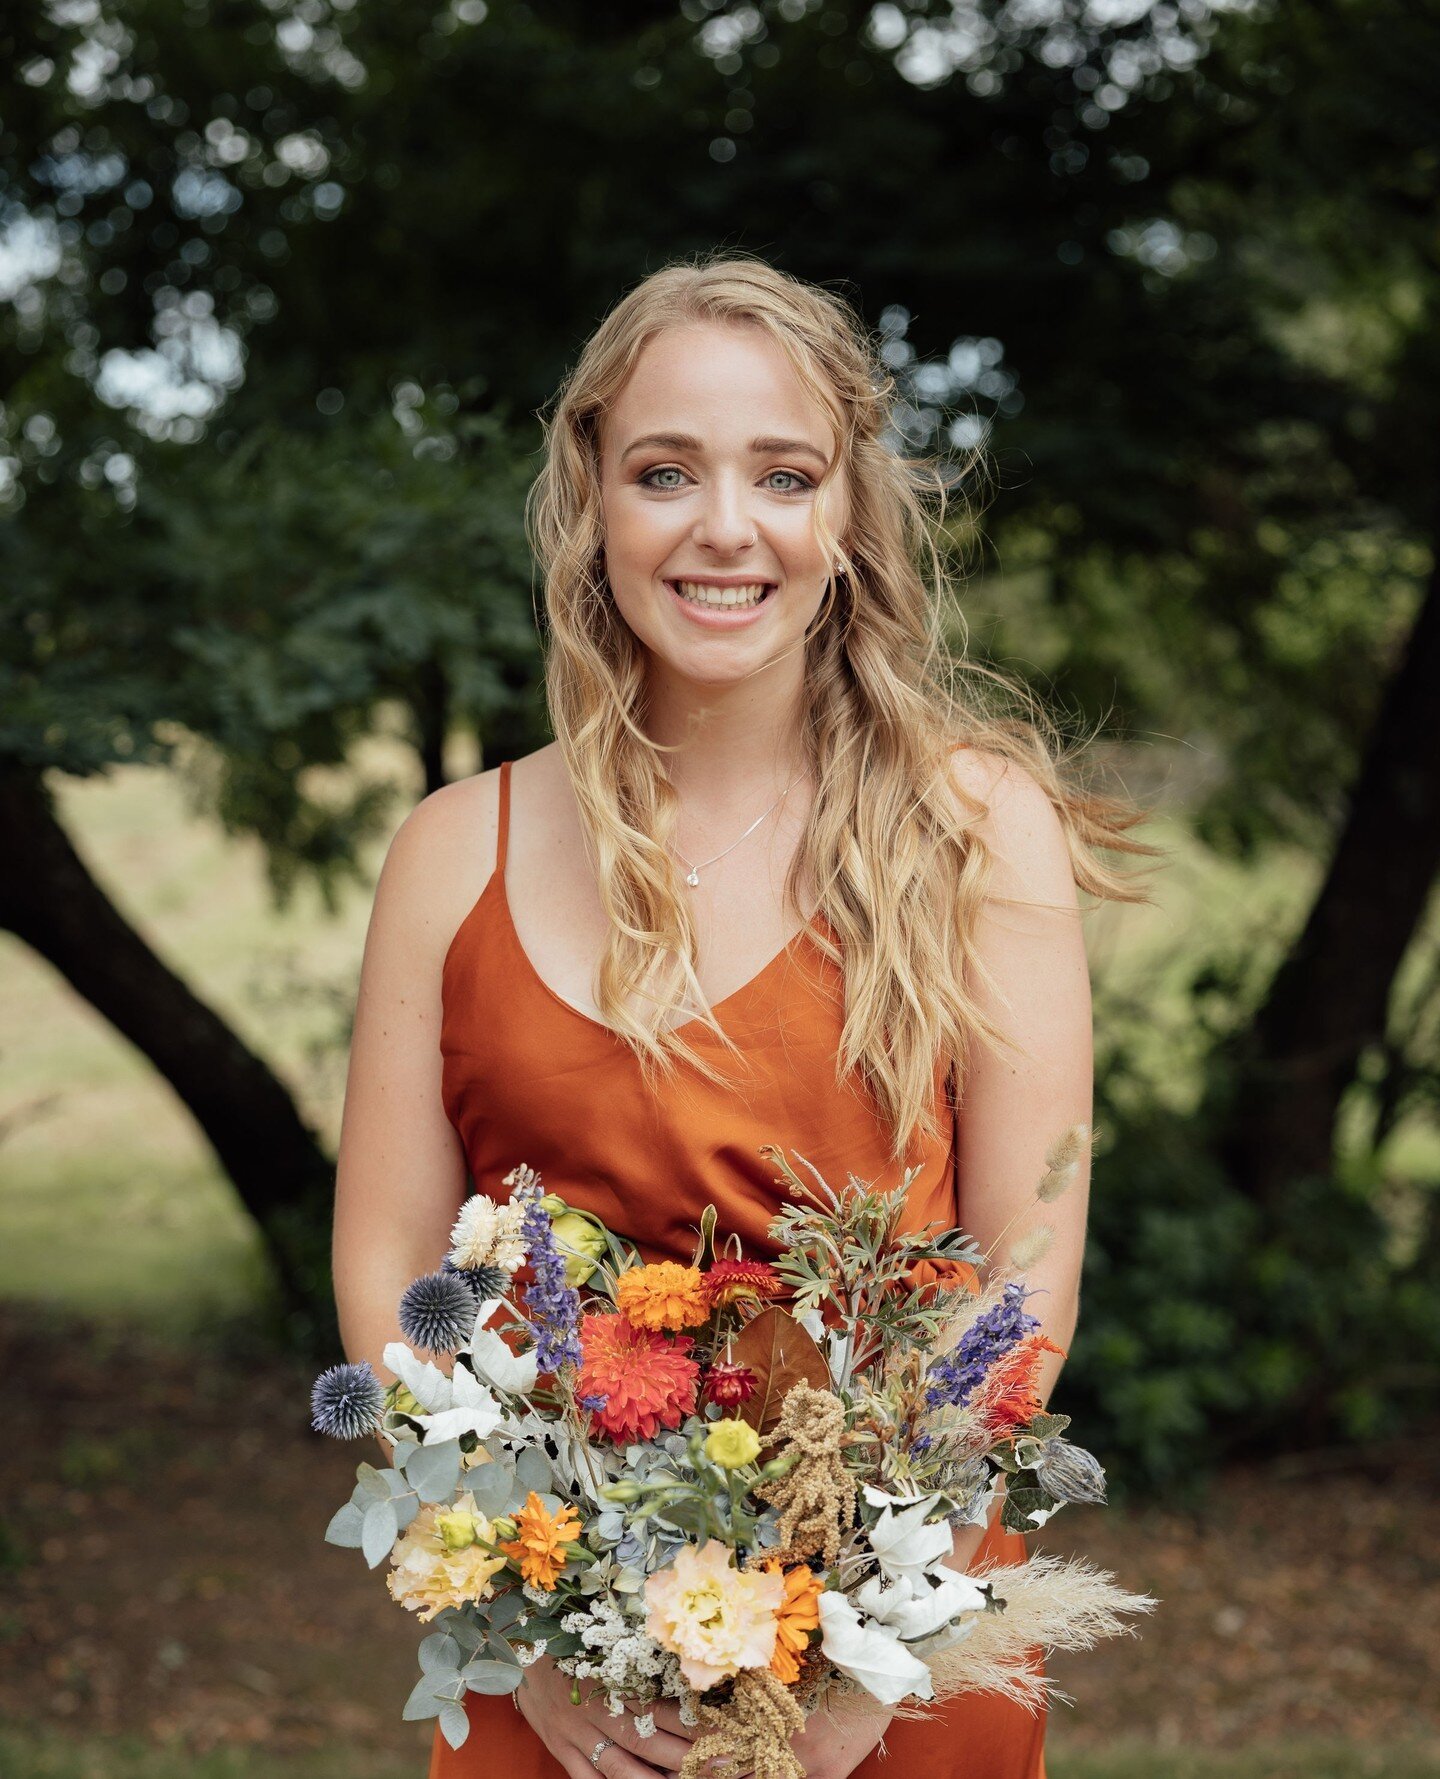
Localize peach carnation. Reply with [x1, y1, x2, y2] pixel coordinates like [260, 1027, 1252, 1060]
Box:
[615, 1261, 710, 1332]
[576, 1312, 700, 1444]
[645, 1539, 783, 1691]
[386, 1495, 506, 1622]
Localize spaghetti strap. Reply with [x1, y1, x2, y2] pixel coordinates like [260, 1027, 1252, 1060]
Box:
[496, 759, 511, 875]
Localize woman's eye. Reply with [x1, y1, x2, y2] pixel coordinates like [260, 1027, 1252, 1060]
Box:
[637, 466, 813, 494]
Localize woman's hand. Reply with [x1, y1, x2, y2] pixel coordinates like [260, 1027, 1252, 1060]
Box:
[514, 1655, 696, 1778]
[784, 1696, 894, 1778]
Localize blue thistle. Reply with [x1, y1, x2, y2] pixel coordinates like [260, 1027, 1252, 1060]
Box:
[398, 1269, 480, 1354]
[514, 1181, 582, 1373]
[925, 1281, 1042, 1411]
[311, 1362, 385, 1439]
[441, 1253, 511, 1301]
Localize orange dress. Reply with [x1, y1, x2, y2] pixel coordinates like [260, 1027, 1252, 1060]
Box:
[429, 758, 1048, 1778]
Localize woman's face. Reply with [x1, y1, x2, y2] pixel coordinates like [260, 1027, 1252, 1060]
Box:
[597, 320, 849, 686]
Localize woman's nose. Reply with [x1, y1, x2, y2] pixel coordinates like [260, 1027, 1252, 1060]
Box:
[691, 479, 757, 555]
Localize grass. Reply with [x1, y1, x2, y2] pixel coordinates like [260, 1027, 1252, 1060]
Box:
[3, 1729, 1437, 1779]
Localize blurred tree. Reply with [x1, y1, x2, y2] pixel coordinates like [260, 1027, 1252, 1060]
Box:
[2, 0, 1436, 1353]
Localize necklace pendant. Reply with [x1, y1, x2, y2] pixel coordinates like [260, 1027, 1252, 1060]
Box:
[685, 866, 701, 888]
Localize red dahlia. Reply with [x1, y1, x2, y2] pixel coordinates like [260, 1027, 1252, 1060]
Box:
[576, 1312, 699, 1445]
[704, 1258, 783, 1309]
[702, 1361, 758, 1409]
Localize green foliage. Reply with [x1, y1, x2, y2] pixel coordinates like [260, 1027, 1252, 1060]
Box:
[1065, 1062, 1440, 1501]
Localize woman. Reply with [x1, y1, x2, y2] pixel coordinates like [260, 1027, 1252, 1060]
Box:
[333, 252, 1151, 1778]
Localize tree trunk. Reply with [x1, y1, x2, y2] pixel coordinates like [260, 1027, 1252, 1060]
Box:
[0, 764, 337, 1337]
[1217, 536, 1440, 1205]
[415, 656, 450, 798]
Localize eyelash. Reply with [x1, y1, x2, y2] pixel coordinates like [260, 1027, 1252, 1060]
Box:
[637, 466, 814, 496]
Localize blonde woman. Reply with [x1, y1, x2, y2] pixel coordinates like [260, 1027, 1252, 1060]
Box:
[333, 252, 1151, 1779]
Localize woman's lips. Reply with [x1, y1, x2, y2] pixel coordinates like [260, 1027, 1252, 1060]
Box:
[663, 580, 776, 628]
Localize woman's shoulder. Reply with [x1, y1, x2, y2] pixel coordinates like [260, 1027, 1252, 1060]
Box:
[945, 744, 1079, 911]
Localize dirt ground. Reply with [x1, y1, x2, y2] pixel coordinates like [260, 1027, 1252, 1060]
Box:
[2, 1305, 1435, 1763]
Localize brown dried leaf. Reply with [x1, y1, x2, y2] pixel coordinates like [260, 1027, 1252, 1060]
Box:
[728, 1307, 830, 1436]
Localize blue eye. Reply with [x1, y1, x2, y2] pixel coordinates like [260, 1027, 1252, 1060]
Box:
[636, 466, 813, 494]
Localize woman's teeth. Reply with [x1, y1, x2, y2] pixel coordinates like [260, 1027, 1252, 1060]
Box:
[673, 581, 771, 609]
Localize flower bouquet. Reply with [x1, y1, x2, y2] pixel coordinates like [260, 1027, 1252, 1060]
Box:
[311, 1133, 1155, 1775]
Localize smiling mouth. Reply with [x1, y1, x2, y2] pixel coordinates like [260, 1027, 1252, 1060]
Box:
[665, 579, 777, 610]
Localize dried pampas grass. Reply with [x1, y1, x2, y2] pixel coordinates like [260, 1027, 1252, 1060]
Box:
[889, 1553, 1159, 1721]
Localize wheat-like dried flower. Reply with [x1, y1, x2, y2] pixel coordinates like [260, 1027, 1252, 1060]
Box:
[1037, 1125, 1090, 1203]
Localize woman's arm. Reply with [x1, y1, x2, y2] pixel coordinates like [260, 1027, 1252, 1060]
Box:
[944, 748, 1095, 1571]
[332, 774, 498, 1383]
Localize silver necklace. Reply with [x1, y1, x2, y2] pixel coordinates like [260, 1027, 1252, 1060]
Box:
[671, 770, 806, 888]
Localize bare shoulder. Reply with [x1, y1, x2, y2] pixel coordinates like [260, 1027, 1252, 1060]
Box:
[370, 766, 502, 968]
[946, 744, 1079, 912]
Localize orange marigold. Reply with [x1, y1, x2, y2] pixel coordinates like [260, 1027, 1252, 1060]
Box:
[498, 1490, 583, 1591]
[977, 1333, 1067, 1438]
[763, 1560, 823, 1685]
[615, 1261, 710, 1332]
[577, 1312, 700, 1444]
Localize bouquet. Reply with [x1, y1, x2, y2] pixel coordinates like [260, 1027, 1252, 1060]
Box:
[311, 1133, 1156, 1775]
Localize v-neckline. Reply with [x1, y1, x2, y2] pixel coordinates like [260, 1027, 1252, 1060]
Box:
[494, 862, 825, 1043]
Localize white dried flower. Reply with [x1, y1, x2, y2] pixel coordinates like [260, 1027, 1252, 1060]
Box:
[449, 1192, 529, 1273]
[633, 1714, 656, 1739]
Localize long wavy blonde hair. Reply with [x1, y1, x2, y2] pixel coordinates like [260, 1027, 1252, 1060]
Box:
[524, 249, 1157, 1164]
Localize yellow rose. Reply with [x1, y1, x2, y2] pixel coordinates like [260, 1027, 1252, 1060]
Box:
[705, 1419, 761, 1471]
[436, 1509, 481, 1551]
[549, 1210, 610, 1287]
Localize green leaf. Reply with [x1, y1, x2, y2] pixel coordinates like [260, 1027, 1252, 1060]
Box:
[408, 1440, 463, 1503]
[466, 1452, 515, 1516]
[419, 1633, 463, 1675]
[402, 1676, 445, 1722]
[355, 1462, 390, 1501]
[515, 1446, 552, 1496]
[324, 1502, 365, 1548]
[461, 1658, 524, 1695]
[438, 1702, 471, 1749]
[362, 1497, 400, 1568]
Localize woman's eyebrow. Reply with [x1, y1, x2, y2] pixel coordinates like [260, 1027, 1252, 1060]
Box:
[620, 431, 830, 468]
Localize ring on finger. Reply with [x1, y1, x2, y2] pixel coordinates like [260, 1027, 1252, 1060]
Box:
[589, 1736, 616, 1770]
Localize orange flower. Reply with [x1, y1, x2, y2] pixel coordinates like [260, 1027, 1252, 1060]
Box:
[763, 1560, 823, 1685]
[977, 1333, 1067, 1437]
[616, 1262, 710, 1332]
[577, 1312, 700, 1444]
[704, 1258, 783, 1309]
[498, 1490, 583, 1591]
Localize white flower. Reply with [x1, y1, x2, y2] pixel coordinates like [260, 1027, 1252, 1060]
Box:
[862, 1486, 954, 1586]
[853, 1569, 989, 1643]
[468, 1296, 540, 1396]
[817, 1592, 934, 1706]
[382, 1342, 455, 1414]
[409, 1362, 505, 1446]
[449, 1193, 528, 1274]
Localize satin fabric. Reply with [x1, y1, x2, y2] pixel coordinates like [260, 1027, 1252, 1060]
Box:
[428, 759, 1048, 1777]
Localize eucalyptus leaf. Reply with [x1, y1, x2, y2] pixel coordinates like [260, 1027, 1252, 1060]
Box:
[324, 1502, 365, 1548]
[462, 1658, 524, 1695]
[438, 1702, 472, 1749]
[485, 1633, 521, 1665]
[355, 1462, 390, 1501]
[484, 1592, 526, 1632]
[393, 1492, 421, 1532]
[408, 1439, 463, 1503]
[515, 1446, 552, 1495]
[419, 1632, 464, 1675]
[465, 1454, 516, 1516]
[362, 1496, 400, 1568]
[401, 1676, 445, 1722]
